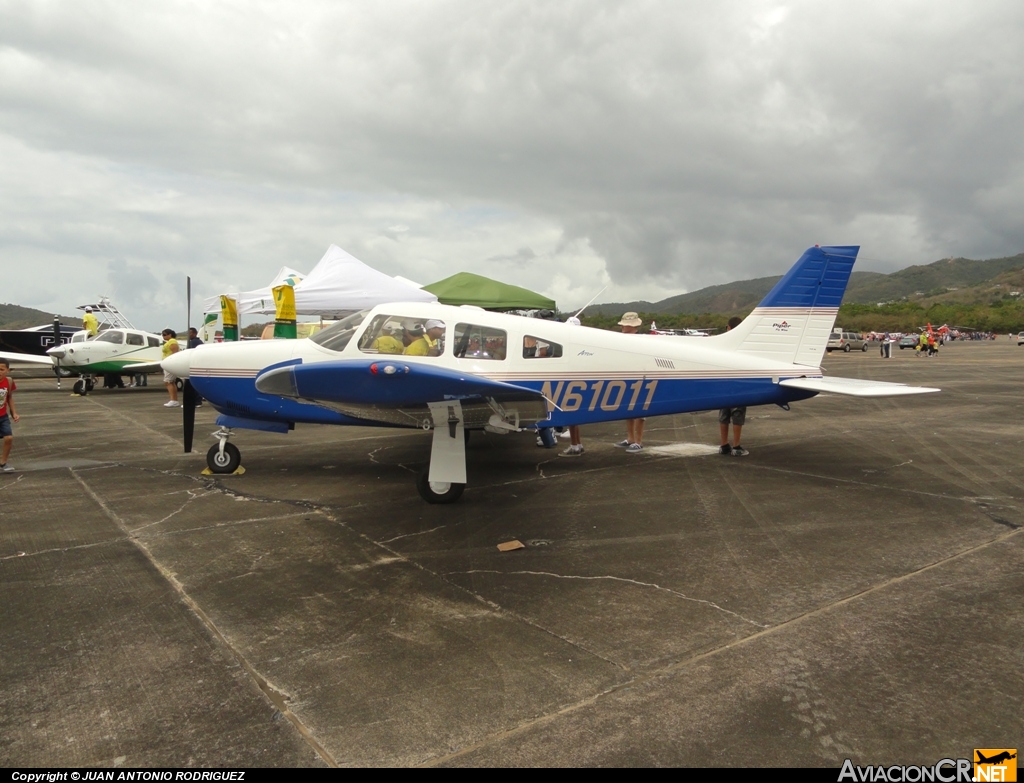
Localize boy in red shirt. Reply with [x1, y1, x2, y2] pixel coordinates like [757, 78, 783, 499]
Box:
[0, 358, 19, 472]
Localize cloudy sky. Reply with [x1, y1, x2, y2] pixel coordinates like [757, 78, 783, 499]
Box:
[2, 0, 1022, 329]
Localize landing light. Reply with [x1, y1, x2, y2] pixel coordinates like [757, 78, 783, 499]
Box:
[369, 363, 408, 376]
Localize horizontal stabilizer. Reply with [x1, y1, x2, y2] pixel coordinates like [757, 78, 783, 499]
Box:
[779, 376, 940, 397]
[0, 351, 54, 367]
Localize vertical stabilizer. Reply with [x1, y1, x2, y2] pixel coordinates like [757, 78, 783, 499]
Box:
[719, 246, 858, 366]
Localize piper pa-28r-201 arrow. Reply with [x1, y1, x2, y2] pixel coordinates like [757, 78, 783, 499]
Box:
[155, 246, 938, 503]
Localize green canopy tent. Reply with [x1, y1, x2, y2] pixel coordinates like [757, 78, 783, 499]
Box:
[421, 272, 555, 311]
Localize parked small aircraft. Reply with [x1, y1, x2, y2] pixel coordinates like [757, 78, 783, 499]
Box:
[151, 245, 938, 503]
[1, 326, 166, 394]
[0, 298, 167, 394]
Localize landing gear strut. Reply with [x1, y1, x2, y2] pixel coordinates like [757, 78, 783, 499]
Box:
[206, 427, 241, 474]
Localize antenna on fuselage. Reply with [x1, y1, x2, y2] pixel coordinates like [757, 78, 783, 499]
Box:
[571, 285, 608, 320]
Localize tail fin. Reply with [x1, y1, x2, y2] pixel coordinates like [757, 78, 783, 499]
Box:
[718, 245, 858, 366]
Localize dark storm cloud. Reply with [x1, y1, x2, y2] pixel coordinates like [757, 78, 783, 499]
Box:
[1, 0, 1022, 320]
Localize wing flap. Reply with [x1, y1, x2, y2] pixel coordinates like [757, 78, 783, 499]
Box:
[780, 376, 940, 397]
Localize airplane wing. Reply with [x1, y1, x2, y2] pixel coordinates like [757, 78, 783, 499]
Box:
[255, 358, 550, 428]
[121, 361, 165, 374]
[0, 350, 56, 367]
[779, 376, 940, 397]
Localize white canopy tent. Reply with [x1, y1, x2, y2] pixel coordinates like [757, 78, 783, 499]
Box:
[203, 266, 305, 315]
[204, 246, 436, 316]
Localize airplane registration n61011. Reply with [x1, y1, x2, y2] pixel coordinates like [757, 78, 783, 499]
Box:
[150, 245, 938, 504]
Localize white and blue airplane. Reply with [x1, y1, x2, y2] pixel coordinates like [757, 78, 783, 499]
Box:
[156, 246, 938, 503]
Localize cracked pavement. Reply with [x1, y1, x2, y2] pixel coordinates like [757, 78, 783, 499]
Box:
[1, 340, 1023, 767]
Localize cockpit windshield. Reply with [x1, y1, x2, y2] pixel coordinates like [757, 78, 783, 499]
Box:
[308, 310, 370, 353]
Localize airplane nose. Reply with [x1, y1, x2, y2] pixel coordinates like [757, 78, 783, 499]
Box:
[47, 346, 66, 359]
[162, 350, 192, 379]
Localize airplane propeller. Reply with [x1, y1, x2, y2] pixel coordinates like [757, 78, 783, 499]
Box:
[182, 379, 196, 453]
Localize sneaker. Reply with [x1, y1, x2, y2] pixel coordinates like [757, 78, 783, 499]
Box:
[613, 439, 631, 448]
[558, 445, 584, 457]
[625, 443, 643, 453]
[1, 463, 13, 472]
[164, 400, 181, 408]
[732, 445, 749, 456]
[558, 430, 571, 439]
[719, 444, 732, 455]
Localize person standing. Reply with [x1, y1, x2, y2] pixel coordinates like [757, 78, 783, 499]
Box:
[613, 312, 646, 452]
[0, 358, 19, 472]
[719, 316, 748, 456]
[82, 306, 99, 337]
[161, 329, 180, 408]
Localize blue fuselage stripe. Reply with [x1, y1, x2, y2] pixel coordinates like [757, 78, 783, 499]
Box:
[193, 374, 817, 429]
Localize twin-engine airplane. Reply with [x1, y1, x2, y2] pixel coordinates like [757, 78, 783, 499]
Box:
[155, 246, 938, 503]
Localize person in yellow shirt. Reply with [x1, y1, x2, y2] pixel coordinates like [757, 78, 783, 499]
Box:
[161, 329, 180, 407]
[403, 319, 445, 356]
[372, 325, 405, 354]
[82, 307, 99, 337]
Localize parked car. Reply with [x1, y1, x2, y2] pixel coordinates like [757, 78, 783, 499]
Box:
[1018, 331, 1024, 346]
[826, 331, 868, 352]
[899, 335, 921, 349]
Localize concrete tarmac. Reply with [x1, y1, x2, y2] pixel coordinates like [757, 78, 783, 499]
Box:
[1, 339, 1021, 767]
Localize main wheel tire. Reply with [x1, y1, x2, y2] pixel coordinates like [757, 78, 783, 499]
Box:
[843, 344, 851, 352]
[73, 379, 87, 395]
[207, 442, 241, 474]
[416, 469, 465, 504]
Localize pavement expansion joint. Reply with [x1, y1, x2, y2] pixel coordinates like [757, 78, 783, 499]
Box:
[426, 527, 1024, 767]
[68, 466, 341, 768]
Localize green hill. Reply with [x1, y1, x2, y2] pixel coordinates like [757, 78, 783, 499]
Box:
[589, 252, 1024, 316]
[0, 303, 82, 331]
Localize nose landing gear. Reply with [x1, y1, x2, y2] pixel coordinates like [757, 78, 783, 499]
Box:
[206, 427, 241, 474]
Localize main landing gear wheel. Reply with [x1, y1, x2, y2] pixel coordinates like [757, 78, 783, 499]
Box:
[207, 442, 241, 474]
[416, 468, 465, 504]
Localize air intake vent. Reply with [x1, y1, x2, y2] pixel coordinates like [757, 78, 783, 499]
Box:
[655, 358, 675, 369]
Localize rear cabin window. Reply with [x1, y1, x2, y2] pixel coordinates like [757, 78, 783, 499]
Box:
[96, 331, 124, 344]
[452, 323, 506, 360]
[523, 335, 563, 358]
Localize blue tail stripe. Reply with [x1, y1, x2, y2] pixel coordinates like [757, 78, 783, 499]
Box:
[757, 246, 859, 309]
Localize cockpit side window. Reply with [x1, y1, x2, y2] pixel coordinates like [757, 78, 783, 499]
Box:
[126, 333, 144, 346]
[523, 335, 563, 358]
[453, 323, 507, 360]
[72, 333, 86, 343]
[96, 331, 125, 344]
[309, 310, 370, 353]
[359, 315, 447, 357]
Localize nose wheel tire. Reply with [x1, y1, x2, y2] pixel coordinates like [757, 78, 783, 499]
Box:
[416, 469, 465, 504]
[207, 443, 241, 474]
[73, 379, 88, 395]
